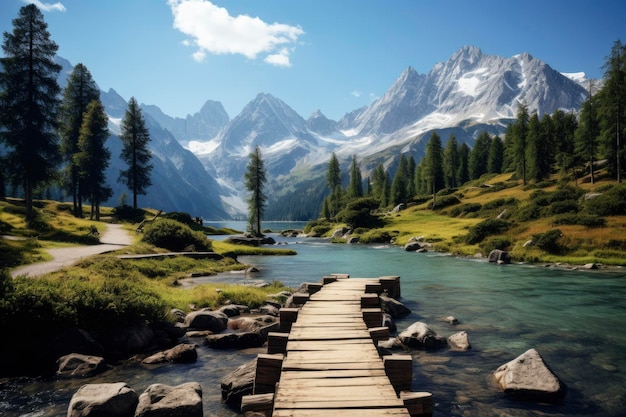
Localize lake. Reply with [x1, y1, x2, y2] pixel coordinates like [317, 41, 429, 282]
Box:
[2, 224, 625, 416]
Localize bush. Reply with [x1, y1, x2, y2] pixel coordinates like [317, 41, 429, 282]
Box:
[428, 194, 461, 209]
[358, 229, 398, 244]
[552, 214, 606, 227]
[585, 184, 626, 216]
[549, 200, 579, 215]
[114, 205, 146, 223]
[480, 236, 511, 254]
[513, 203, 542, 222]
[533, 229, 563, 254]
[483, 197, 518, 210]
[450, 203, 482, 217]
[336, 197, 381, 229]
[466, 219, 509, 244]
[142, 219, 212, 252]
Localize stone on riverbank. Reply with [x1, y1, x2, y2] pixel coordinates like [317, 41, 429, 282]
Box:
[221, 358, 257, 408]
[493, 348, 566, 403]
[397, 322, 447, 349]
[448, 331, 471, 351]
[68, 382, 138, 417]
[184, 310, 228, 332]
[56, 353, 107, 378]
[380, 295, 411, 318]
[206, 332, 265, 349]
[142, 343, 198, 364]
[135, 382, 202, 417]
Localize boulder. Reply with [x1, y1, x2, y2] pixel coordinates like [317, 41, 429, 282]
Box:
[228, 316, 277, 333]
[404, 241, 423, 252]
[206, 332, 265, 349]
[380, 295, 411, 318]
[219, 304, 250, 317]
[382, 313, 397, 333]
[67, 382, 138, 417]
[142, 343, 197, 364]
[347, 236, 359, 244]
[56, 353, 107, 378]
[135, 382, 202, 417]
[259, 304, 280, 316]
[103, 322, 155, 358]
[397, 322, 447, 349]
[221, 358, 257, 408]
[169, 308, 186, 323]
[493, 348, 567, 403]
[443, 316, 459, 325]
[448, 331, 471, 351]
[184, 310, 228, 332]
[488, 249, 511, 264]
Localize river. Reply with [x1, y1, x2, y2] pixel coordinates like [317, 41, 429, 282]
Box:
[2, 223, 625, 416]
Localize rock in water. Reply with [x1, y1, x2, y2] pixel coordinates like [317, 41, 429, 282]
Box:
[135, 382, 202, 417]
[494, 348, 566, 403]
[397, 322, 447, 349]
[67, 382, 138, 417]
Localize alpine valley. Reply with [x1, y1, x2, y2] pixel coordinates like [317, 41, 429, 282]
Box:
[62, 46, 590, 220]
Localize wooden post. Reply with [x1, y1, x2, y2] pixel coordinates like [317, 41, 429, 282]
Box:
[305, 282, 323, 295]
[254, 353, 284, 394]
[361, 293, 380, 308]
[267, 332, 289, 354]
[322, 275, 338, 285]
[379, 276, 401, 298]
[241, 392, 274, 414]
[279, 307, 299, 332]
[362, 308, 383, 328]
[384, 355, 413, 394]
[368, 326, 390, 345]
[365, 282, 383, 294]
[291, 292, 309, 305]
[400, 391, 433, 417]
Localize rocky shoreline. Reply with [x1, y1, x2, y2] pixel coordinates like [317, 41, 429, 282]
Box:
[41, 276, 568, 416]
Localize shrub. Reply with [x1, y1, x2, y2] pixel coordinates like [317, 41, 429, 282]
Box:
[585, 184, 626, 216]
[552, 214, 606, 227]
[466, 219, 509, 244]
[549, 200, 579, 215]
[336, 197, 381, 229]
[359, 229, 398, 244]
[428, 194, 461, 209]
[480, 236, 512, 254]
[450, 203, 482, 217]
[513, 203, 542, 222]
[142, 219, 212, 252]
[114, 205, 146, 223]
[483, 197, 518, 210]
[533, 229, 563, 254]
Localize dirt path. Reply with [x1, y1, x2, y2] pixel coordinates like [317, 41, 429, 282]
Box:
[10, 223, 134, 278]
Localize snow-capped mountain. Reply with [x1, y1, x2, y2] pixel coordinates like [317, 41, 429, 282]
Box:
[52, 46, 592, 220]
[183, 46, 588, 218]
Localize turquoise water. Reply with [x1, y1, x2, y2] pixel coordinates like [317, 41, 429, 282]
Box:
[2, 230, 625, 416]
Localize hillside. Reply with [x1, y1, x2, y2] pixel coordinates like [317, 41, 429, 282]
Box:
[318, 171, 626, 268]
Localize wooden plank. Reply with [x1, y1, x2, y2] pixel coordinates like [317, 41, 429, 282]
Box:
[281, 362, 385, 371]
[275, 386, 400, 402]
[279, 369, 387, 379]
[273, 409, 411, 417]
[277, 376, 393, 388]
[273, 398, 405, 409]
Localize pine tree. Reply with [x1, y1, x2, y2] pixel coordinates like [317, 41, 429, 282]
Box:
[74, 100, 112, 220]
[469, 131, 491, 180]
[244, 146, 267, 236]
[119, 97, 153, 209]
[597, 40, 626, 182]
[0, 4, 61, 223]
[59, 63, 100, 217]
[511, 104, 530, 185]
[456, 143, 470, 186]
[372, 163, 386, 202]
[487, 135, 504, 174]
[390, 154, 408, 206]
[326, 152, 341, 191]
[575, 96, 600, 183]
[406, 155, 416, 197]
[443, 135, 459, 188]
[424, 132, 444, 206]
[348, 155, 363, 198]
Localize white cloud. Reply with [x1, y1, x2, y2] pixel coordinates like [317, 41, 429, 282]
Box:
[168, 0, 304, 67]
[351, 90, 362, 98]
[23, 0, 66, 12]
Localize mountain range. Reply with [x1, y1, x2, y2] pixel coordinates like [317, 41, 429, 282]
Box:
[56, 46, 590, 220]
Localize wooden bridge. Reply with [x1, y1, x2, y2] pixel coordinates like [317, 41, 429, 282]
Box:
[241, 274, 433, 417]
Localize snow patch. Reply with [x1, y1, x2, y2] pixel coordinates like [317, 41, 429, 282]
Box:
[457, 75, 481, 97]
[187, 139, 220, 155]
[265, 138, 297, 155]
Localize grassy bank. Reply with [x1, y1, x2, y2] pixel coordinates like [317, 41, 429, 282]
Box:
[316, 173, 626, 267]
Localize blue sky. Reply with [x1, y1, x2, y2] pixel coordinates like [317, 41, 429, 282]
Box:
[1, 0, 625, 121]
